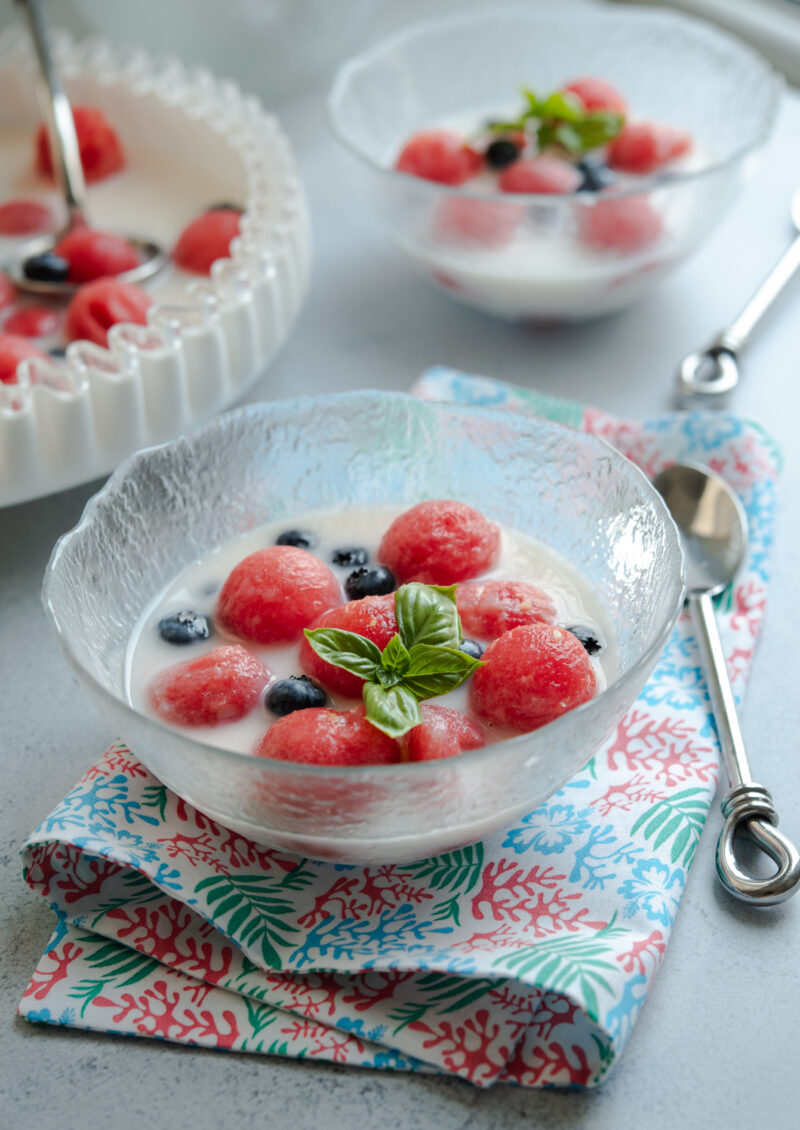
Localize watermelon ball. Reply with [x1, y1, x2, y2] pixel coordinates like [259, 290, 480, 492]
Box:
[36, 105, 125, 184]
[65, 277, 153, 347]
[3, 306, 60, 339]
[470, 623, 597, 732]
[499, 156, 581, 195]
[562, 77, 628, 115]
[457, 579, 556, 640]
[0, 333, 47, 384]
[217, 546, 341, 645]
[578, 196, 662, 255]
[148, 644, 269, 727]
[402, 704, 486, 762]
[395, 130, 482, 186]
[255, 704, 401, 766]
[607, 122, 691, 175]
[173, 207, 242, 275]
[435, 196, 521, 249]
[0, 198, 54, 237]
[378, 500, 500, 585]
[54, 228, 140, 284]
[0, 273, 17, 311]
[299, 593, 397, 698]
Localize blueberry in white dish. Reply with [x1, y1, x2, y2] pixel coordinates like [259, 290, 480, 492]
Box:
[267, 675, 327, 716]
[158, 609, 211, 644]
[332, 546, 369, 568]
[345, 565, 396, 599]
[566, 624, 604, 655]
[276, 529, 316, 549]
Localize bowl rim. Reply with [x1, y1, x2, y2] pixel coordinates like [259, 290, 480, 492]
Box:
[327, 2, 783, 203]
[41, 389, 686, 780]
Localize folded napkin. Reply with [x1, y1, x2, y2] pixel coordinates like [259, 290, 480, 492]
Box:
[19, 370, 779, 1087]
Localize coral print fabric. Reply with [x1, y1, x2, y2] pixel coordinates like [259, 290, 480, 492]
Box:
[19, 370, 780, 1088]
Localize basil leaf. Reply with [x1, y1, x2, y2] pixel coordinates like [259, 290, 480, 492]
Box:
[540, 90, 584, 123]
[363, 682, 423, 739]
[381, 633, 411, 676]
[395, 583, 461, 650]
[303, 628, 382, 681]
[375, 665, 403, 690]
[553, 123, 584, 154]
[402, 644, 485, 700]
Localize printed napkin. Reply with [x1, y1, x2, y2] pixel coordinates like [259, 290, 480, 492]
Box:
[19, 369, 780, 1087]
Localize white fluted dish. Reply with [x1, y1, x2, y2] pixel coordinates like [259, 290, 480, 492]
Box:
[0, 28, 311, 507]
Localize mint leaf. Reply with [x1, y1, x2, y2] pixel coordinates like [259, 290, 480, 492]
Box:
[363, 682, 422, 739]
[395, 583, 461, 650]
[303, 628, 382, 681]
[540, 90, 584, 123]
[381, 633, 411, 676]
[402, 644, 485, 701]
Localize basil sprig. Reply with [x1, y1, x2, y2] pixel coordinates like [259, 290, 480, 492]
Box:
[304, 582, 484, 739]
[488, 86, 624, 156]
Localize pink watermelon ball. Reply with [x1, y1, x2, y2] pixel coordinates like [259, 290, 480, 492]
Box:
[470, 623, 597, 732]
[255, 705, 401, 766]
[173, 208, 242, 275]
[0, 198, 55, 237]
[395, 130, 482, 186]
[498, 156, 581, 195]
[217, 546, 341, 644]
[65, 277, 152, 347]
[579, 196, 662, 255]
[299, 594, 397, 698]
[0, 333, 47, 384]
[562, 77, 628, 115]
[378, 500, 500, 585]
[607, 122, 691, 175]
[54, 228, 140, 284]
[149, 644, 269, 727]
[457, 579, 556, 640]
[402, 704, 486, 762]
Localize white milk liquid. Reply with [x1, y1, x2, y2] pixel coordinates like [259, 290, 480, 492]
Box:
[126, 504, 618, 756]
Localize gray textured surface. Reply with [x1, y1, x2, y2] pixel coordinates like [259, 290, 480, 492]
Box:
[3, 2, 800, 1128]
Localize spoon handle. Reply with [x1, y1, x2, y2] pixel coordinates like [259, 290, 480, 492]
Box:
[690, 591, 800, 905]
[677, 232, 800, 406]
[16, 0, 89, 228]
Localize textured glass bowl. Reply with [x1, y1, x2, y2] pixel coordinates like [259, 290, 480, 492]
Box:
[43, 392, 684, 863]
[328, 4, 780, 321]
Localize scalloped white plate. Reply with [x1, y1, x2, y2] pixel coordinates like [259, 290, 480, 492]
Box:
[0, 28, 311, 507]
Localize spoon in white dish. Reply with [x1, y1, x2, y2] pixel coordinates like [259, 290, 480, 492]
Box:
[6, 0, 166, 297]
[653, 462, 800, 906]
[676, 187, 800, 407]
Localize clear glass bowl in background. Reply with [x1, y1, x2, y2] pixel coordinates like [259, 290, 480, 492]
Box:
[42, 392, 685, 863]
[328, 4, 781, 322]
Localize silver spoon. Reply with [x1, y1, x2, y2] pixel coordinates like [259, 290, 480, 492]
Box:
[7, 0, 166, 297]
[676, 187, 800, 408]
[653, 463, 800, 905]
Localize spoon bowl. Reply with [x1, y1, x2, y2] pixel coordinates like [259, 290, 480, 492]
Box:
[10, 0, 166, 298]
[652, 463, 747, 595]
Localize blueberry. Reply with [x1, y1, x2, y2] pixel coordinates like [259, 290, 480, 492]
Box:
[566, 625, 604, 656]
[22, 251, 69, 283]
[331, 546, 368, 568]
[267, 675, 326, 716]
[486, 139, 520, 170]
[276, 529, 316, 549]
[459, 638, 484, 659]
[345, 565, 396, 600]
[576, 159, 615, 193]
[49, 347, 67, 358]
[206, 202, 244, 213]
[158, 610, 211, 644]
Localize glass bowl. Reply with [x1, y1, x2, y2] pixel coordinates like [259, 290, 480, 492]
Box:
[42, 392, 685, 863]
[328, 4, 780, 322]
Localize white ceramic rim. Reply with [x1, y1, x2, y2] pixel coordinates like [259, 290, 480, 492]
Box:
[0, 26, 311, 507]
